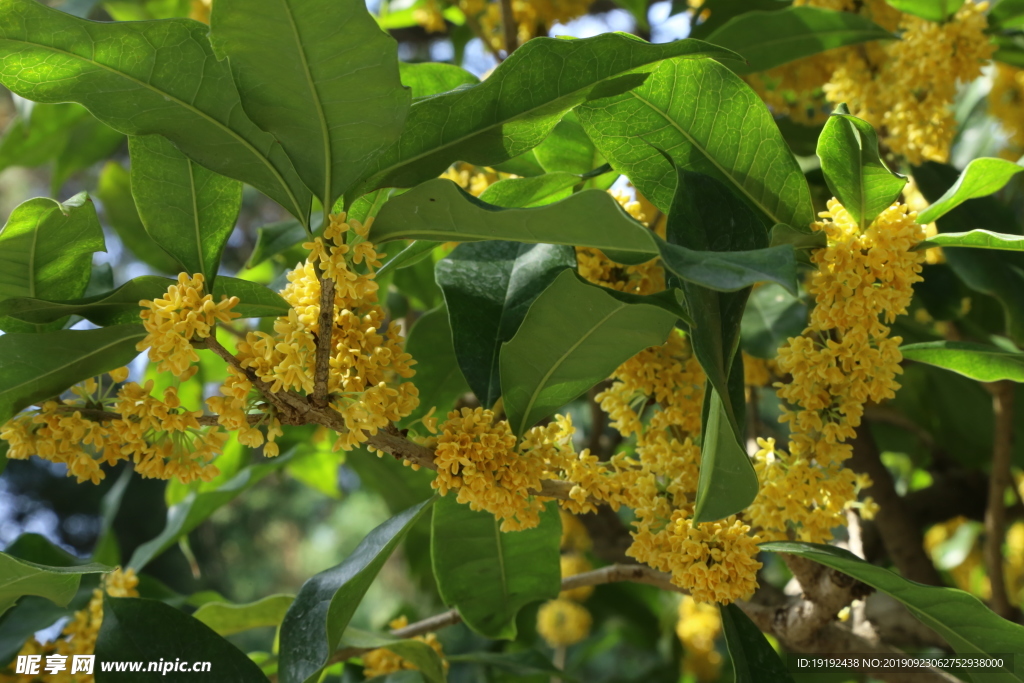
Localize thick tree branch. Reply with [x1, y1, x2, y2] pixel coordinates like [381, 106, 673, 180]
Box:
[984, 380, 1017, 620]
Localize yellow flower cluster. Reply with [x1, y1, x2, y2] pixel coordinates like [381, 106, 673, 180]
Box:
[137, 273, 239, 381]
[924, 516, 987, 595]
[414, 0, 447, 32]
[440, 162, 503, 197]
[1, 568, 139, 683]
[1, 371, 223, 485]
[362, 616, 449, 679]
[989, 63, 1024, 157]
[460, 0, 594, 52]
[577, 190, 666, 296]
[750, 199, 924, 542]
[743, 352, 776, 388]
[676, 596, 723, 682]
[536, 598, 592, 648]
[237, 214, 418, 452]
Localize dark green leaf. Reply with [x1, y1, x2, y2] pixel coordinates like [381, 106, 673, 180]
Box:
[885, 0, 964, 22]
[917, 158, 1024, 224]
[0, 0, 311, 219]
[532, 111, 602, 175]
[339, 628, 446, 683]
[95, 161, 180, 273]
[741, 283, 806, 359]
[278, 498, 435, 683]
[685, 0, 789, 40]
[400, 305, 470, 426]
[0, 102, 85, 171]
[0, 553, 108, 618]
[816, 107, 906, 228]
[0, 324, 145, 424]
[720, 603, 794, 683]
[577, 57, 813, 228]
[900, 341, 1024, 383]
[210, 0, 410, 205]
[400, 61, 479, 99]
[92, 467, 132, 566]
[129, 135, 242, 284]
[437, 241, 576, 408]
[500, 269, 675, 436]
[246, 220, 308, 269]
[447, 650, 577, 681]
[761, 542, 1024, 679]
[478, 173, 582, 208]
[707, 7, 892, 74]
[96, 597, 269, 682]
[432, 496, 560, 639]
[0, 193, 105, 332]
[990, 0, 1024, 30]
[50, 111, 124, 194]
[352, 34, 738, 196]
[694, 382, 758, 523]
[193, 594, 295, 637]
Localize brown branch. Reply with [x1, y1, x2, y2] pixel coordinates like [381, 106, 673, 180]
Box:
[500, 0, 518, 55]
[53, 406, 261, 427]
[312, 269, 336, 409]
[984, 380, 1017, 620]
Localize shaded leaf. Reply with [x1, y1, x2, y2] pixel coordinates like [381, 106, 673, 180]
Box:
[685, 0, 789, 39]
[900, 341, 1024, 383]
[340, 628, 446, 683]
[532, 111, 602, 175]
[918, 158, 1024, 224]
[193, 594, 295, 637]
[95, 161, 180, 273]
[990, 0, 1024, 30]
[0, 102, 86, 172]
[741, 283, 807, 359]
[400, 305, 470, 426]
[432, 496, 560, 639]
[376, 241, 441, 278]
[447, 650, 577, 681]
[720, 603, 794, 683]
[50, 111, 124, 194]
[0, 553, 108, 618]
[478, 173, 582, 208]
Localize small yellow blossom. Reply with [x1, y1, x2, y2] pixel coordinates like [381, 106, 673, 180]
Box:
[537, 599, 591, 648]
[362, 616, 449, 679]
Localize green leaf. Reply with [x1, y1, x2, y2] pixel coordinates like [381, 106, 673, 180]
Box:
[500, 269, 676, 437]
[95, 161, 180, 274]
[0, 102, 86, 172]
[129, 135, 242, 284]
[478, 173, 582, 208]
[210, 0, 410, 205]
[694, 385, 758, 523]
[0, 0, 311, 219]
[127, 454, 296, 571]
[761, 542, 1024, 680]
[0, 553, 108, 618]
[577, 56, 813, 228]
[286, 446, 341, 499]
[351, 34, 738, 197]
[990, 0, 1024, 30]
[816, 107, 907, 228]
[96, 597, 270, 682]
[437, 241, 576, 407]
[376, 240, 441, 278]
[0, 324, 145, 425]
[707, 7, 892, 74]
[50, 111, 124, 194]
[532, 111, 602, 175]
[0, 276, 288, 327]
[917, 159, 1024, 224]
[685, 0, 789, 40]
[339, 628, 446, 683]
[919, 229, 1024, 252]
[447, 650, 577, 681]
[278, 498, 435, 683]
[432, 496, 560, 639]
[247, 220, 311, 269]
[720, 603, 794, 683]
[900, 341, 1024, 383]
[400, 61, 479, 99]
[193, 594, 295, 637]
[885, 0, 965, 23]
[400, 305, 470, 426]
[0, 193, 105, 332]
[741, 283, 807, 359]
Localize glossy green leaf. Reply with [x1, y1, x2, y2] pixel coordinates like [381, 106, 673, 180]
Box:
[400, 305, 470, 426]
[761, 542, 1024, 680]
[95, 162, 180, 274]
[0, 553, 108, 618]
[919, 229, 1024, 252]
[432, 496, 560, 639]
[400, 61, 479, 99]
[532, 111, 602, 175]
[0, 324, 145, 425]
[817, 107, 906, 228]
[129, 135, 242, 284]
[278, 498, 435, 683]
[900, 341, 1024, 383]
[193, 594, 295, 637]
[741, 283, 807, 359]
[707, 7, 892, 74]
[339, 629, 446, 683]
[210, 0, 409, 205]
[577, 57, 813, 228]
[437, 241, 576, 408]
[917, 159, 1024, 224]
[96, 597, 270, 682]
[694, 385, 758, 523]
[721, 603, 794, 683]
[0, 276, 288, 327]
[885, 0, 965, 22]
[351, 34, 738, 197]
[127, 453, 296, 571]
[478, 173, 582, 208]
[500, 269, 676, 437]
[0, 0, 311, 219]
[0, 193, 105, 332]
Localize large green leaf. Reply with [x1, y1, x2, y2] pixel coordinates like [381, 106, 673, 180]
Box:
[339, 629, 446, 683]
[900, 341, 1024, 383]
[0, 276, 288, 327]
[399, 305, 470, 426]
[50, 111, 124, 194]
[0, 553, 108, 618]
[96, 597, 269, 682]
[129, 135, 242, 283]
[477, 173, 582, 208]
[706, 7, 893, 73]
[816, 107, 906, 228]
[95, 161, 180, 273]
[432, 496, 560, 639]
[0, 324, 145, 425]
[400, 61, 479, 99]
[577, 56, 813, 228]
[127, 454, 297, 571]
[351, 33, 738, 197]
[685, 0, 789, 39]
[761, 542, 1024, 680]
[500, 269, 676, 437]
[720, 603, 794, 683]
[278, 498, 435, 683]
[210, 0, 409, 206]
[371, 180, 799, 293]
[918, 159, 1024, 224]
[741, 283, 806, 359]
[694, 384, 758, 523]
[886, 0, 964, 22]
[532, 110, 602, 175]
[0, 193, 105, 332]
[437, 241, 576, 408]
[0, 0, 311, 219]
[193, 594, 295, 637]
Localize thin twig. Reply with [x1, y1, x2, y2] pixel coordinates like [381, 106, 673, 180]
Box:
[312, 267, 336, 409]
[984, 380, 1016, 620]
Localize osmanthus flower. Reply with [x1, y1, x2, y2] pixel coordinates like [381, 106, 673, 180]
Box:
[458, 0, 594, 52]
[990, 63, 1024, 157]
[676, 596, 724, 682]
[362, 616, 448, 679]
[536, 598, 592, 648]
[577, 189, 666, 296]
